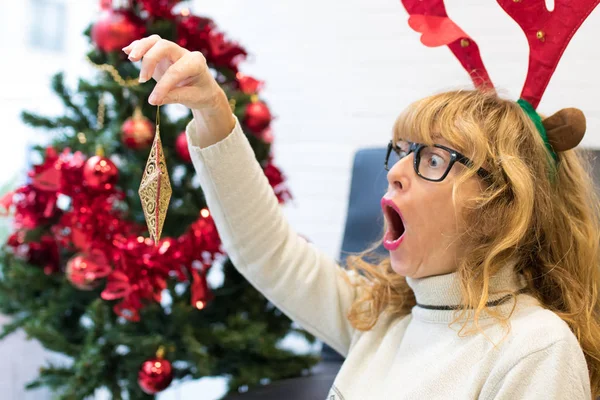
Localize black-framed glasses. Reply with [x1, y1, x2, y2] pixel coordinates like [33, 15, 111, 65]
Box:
[384, 140, 490, 182]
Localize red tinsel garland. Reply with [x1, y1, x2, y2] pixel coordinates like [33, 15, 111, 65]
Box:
[4, 144, 290, 321]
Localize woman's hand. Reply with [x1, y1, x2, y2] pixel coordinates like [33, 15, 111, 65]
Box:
[122, 35, 235, 148]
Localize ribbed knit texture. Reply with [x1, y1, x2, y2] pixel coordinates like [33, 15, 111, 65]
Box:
[186, 116, 591, 400]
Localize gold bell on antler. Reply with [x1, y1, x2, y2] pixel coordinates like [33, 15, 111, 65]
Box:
[139, 105, 172, 244]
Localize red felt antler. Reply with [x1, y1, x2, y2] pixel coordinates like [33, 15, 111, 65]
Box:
[400, 0, 494, 90]
[497, 0, 599, 109]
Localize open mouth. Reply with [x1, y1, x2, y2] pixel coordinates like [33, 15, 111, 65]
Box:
[381, 198, 405, 251]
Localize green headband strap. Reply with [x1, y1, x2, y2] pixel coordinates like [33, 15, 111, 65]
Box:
[516, 98, 558, 165]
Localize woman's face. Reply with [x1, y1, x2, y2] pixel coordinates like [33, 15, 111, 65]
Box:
[382, 137, 483, 279]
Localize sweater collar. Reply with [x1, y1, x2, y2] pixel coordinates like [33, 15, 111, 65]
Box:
[404, 264, 529, 323]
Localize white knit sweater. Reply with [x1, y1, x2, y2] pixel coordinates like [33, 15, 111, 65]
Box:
[186, 116, 592, 400]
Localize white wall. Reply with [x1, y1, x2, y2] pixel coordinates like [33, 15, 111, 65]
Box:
[1, 0, 600, 399]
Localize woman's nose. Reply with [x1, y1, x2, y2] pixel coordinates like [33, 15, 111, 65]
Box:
[386, 154, 413, 192]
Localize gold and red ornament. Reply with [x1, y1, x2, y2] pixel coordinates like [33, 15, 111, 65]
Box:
[83, 150, 119, 191]
[244, 100, 272, 134]
[175, 131, 192, 163]
[139, 106, 172, 244]
[66, 251, 112, 290]
[121, 107, 155, 150]
[138, 346, 173, 394]
[91, 8, 146, 53]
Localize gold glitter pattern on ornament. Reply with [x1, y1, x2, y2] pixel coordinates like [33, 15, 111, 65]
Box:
[139, 106, 171, 244]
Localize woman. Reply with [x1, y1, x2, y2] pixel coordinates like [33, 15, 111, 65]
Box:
[123, 35, 600, 399]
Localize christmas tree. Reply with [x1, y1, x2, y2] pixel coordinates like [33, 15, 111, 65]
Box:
[0, 1, 320, 399]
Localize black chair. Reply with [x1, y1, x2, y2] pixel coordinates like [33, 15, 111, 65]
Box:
[225, 147, 389, 399]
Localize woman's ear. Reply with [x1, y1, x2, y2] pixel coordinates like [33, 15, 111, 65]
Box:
[541, 108, 586, 151]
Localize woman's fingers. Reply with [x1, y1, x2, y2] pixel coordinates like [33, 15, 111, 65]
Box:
[138, 39, 187, 83]
[149, 52, 208, 105]
[122, 39, 139, 54]
[159, 86, 197, 108]
[124, 34, 162, 60]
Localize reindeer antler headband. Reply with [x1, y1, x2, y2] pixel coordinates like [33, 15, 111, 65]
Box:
[400, 0, 598, 159]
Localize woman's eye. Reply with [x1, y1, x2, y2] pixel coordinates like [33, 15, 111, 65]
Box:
[422, 150, 448, 169]
[428, 154, 443, 168]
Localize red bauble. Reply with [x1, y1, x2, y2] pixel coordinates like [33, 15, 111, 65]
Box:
[138, 357, 173, 394]
[91, 9, 146, 53]
[244, 101, 272, 134]
[122, 108, 155, 150]
[175, 132, 191, 163]
[83, 155, 119, 191]
[66, 252, 112, 290]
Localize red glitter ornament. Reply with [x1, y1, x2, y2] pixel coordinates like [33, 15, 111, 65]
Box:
[244, 101, 272, 134]
[121, 107, 155, 150]
[175, 131, 191, 163]
[66, 252, 112, 290]
[83, 155, 119, 191]
[138, 348, 173, 394]
[91, 9, 146, 53]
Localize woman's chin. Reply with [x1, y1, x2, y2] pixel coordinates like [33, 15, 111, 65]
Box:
[389, 256, 413, 277]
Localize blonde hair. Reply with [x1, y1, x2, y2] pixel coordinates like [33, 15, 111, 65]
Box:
[341, 89, 600, 397]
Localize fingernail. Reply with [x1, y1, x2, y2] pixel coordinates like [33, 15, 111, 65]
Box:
[149, 93, 158, 104]
[129, 51, 138, 59]
[139, 73, 148, 83]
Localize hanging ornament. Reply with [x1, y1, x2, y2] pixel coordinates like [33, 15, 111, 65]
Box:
[138, 346, 173, 394]
[83, 150, 119, 191]
[139, 106, 172, 244]
[244, 100, 272, 134]
[175, 131, 192, 163]
[66, 251, 112, 290]
[122, 107, 155, 150]
[91, 9, 146, 53]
